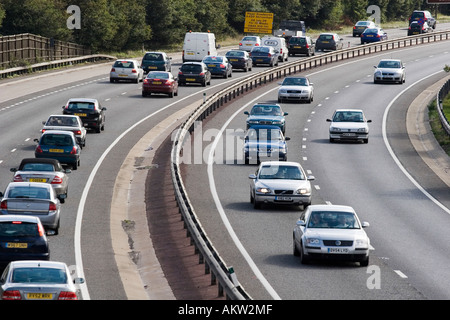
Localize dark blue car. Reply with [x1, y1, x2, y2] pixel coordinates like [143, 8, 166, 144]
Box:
[361, 28, 388, 44]
[202, 55, 232, 78]
[250, 46, 279, 67]
[243, 125, 289, 164]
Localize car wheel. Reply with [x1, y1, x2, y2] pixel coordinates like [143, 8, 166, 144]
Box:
[53, 219, 60, 236]
[72, 161, 78, 170]
[253, 193, 261, 209]
[360, 257, 369, 267]
[202, 80, 206, 87]
[363, 138, 369, 144]
[174, 89, 178, 96]
[300, 241, 309, 264]
[169, 91, 174, 98]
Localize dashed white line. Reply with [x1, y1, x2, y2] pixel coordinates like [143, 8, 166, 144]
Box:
[394, 270, 408, 278]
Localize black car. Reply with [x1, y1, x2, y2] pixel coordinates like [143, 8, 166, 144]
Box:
[0, 215, 50, 269]
[225, 50, 252, 72]
[62, 98, 106, 133]
[178, 62, 211, 87]
[408, 21, 431, 36]
[315, 33, 343, 51]
[288, 36, 315, 57]
[409, 10, 436, 29]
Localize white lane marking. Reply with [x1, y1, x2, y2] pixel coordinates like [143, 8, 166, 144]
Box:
[394, 270, 408, 278]
[75, 77, 242, 300]
[382, 69, 450, 216]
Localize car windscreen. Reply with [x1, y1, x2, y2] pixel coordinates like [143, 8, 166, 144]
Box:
[333, 111, 364, 122]
[250, 106, 282, 116]
[12, 268, 68, 284]
[307, 211, 360, 229]
[282, 78, 307, 86]
[0, 222, 39, 237]
[378, 60, 401, 68]
[258, 165, 304, 180]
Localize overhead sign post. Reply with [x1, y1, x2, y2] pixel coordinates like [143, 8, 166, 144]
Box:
[244, 12, 274, 34]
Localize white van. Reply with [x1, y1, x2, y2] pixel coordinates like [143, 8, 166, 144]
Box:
[183, 32, 218, 62]
[261, 36, 289, 62]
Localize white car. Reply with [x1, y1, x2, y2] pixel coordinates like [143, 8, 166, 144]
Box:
[41, 115, 86, 148]
[239, 36, 261, 52]
[373, 59, 406, 84]
[326, 109, 371, 143]
[110, 59, 144, 83]
[293, 204, 370, 266]
[249, 161, 314, 209]
[278, 76, 314, 103]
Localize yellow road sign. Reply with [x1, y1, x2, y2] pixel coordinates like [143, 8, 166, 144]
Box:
[244, 12, 273, 34]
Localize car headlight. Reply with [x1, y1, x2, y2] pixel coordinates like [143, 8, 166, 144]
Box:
[272, 120, 282, 125]
[296, 186, 311, 195]
[245, 147, 258, 152]
[248, 120, 259, 124]
[256, 187, 271, 194]
[330, 127, 341, 132]
[279, 89, 287, 94]
[374, 70, 382, 76]
[357, 127, 368, 133]
[355, 238, 368, 249]
[306, 238, 320, 245]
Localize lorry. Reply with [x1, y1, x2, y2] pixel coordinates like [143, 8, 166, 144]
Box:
[273, 20, 306, 40]
[182, 32, 218, 63]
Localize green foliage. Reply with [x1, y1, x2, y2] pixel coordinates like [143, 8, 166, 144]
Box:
[0, 0, 449, 52]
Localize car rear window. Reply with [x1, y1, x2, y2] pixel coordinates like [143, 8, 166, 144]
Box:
[41, 133, 74, 146]
[147, 72, 169, 79]
[67, 102, 95, 110]
[7, 186, 50, 199]
[319, 35, 334, 40]
[21, 163, 55, 171]
[113, 61, 135, 68]
[12, 268, 67, 284]
[181, 64, 202, 72]
[0, 222, 40, 237]
[243, 37, 258, 41]
[289, 37, 306, 45]
[143, 53, 163, 61]
[252, 47, 269, 53]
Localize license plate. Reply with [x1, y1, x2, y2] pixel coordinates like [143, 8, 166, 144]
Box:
[7, 243, 28, 248]
[152, 81, 162, 85]
[187, 52, 194, 55]
[119, 74, 128, 77]
[342, 133, 355, 136]
[29, 178, 47, 182]
[245, 44, 252, 46]
[275, 196, 292, 201]
[256, 59, 264, 62]
[74, 113, 87, 117]
[149, 66, 157, 69]
[186, 78, 196, 81]
[328, 248, 349, 253]
[322, 41, 329, 43]
[366, 35, 373, 37]
[49, 149, 64, 153]
[294, 46, 301, 48]
[27, 293, 53, 299]
[208, 64, 216, 68]
[230, 59, 238, 62]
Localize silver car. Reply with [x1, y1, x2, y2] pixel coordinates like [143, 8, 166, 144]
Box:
[327, 109, 372, 143]
[293, 204, 370, 266]
[10, 158, 70, 203]
[278, 76, 314, 103]
[249, 161, 314, 209]
[0, 260, 84, 300]
[239, 35, 261, 52]
[110, 59, 144, 83]
[42, 115, 86, 148]
[0, 182, 61, 235]
[373, 59, 406, 84]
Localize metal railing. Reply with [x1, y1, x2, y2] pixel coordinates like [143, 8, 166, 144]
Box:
[174, 29, 450, 300]
[437, 78, 450, 136]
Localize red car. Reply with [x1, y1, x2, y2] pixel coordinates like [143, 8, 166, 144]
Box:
[142, 71, 179, 98]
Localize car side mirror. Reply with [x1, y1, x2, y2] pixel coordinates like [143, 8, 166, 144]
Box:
[285, 137, 291, 141]
[367, 120, 372, 123]
[296, 220, 306, 227]
[34, 138, 40, 143]
[326, 119, 332, 122]
[283, 112, 289, 116]
[362, 221, 370, 228]
[10, 168, 17, 172]
[244, 111, 249, 115]
[248, 174, 256, 179]
[307, 175, 315, 181]
[65, 169, 72, 174]
[74, 277, 85, 285]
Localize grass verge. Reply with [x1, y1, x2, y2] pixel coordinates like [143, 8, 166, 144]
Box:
[428, 94, 450, 157]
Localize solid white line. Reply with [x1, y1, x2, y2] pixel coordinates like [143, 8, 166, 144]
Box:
[381, 69, 450, 216]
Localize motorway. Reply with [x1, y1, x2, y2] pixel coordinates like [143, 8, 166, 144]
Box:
[0, 25, 449, 300]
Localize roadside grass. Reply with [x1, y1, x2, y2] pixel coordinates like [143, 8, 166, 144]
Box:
[428, 95, 450, 157]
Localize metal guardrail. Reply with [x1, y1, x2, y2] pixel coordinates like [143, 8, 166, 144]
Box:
[437, 78, 450, 136]
[171, 29, 450, 300]
[0, 54, 116, 79]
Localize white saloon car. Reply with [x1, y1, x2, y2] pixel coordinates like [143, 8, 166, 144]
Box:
[249, 161, 314, 209]
[326, 109, 372, 143]
[110, 59, 144, 83]
[278, 76, 314, 103]
[293, 204, 370, 266]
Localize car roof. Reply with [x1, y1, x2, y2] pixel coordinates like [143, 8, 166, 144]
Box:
[47, 114, 80, 119]
[7, 181, 53, 189]
[307, 204, 356, 213]
[19, 158, 61, 166]
[260, 161, 301, 167]
[10, 260, 67, 269]
[67, 98, 98, 103]
[334, 108, 363, 112]
[41, 130, 76, 136]
[0, 215, 41, 223]
[379, 58, 402, 62]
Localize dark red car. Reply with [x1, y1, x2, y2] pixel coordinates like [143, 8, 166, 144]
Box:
[142, 71, 179, 98]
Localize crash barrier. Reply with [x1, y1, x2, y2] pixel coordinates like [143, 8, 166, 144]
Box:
[0, 33, 90, 69]
[437, 78, 450, 136]
[172, 29, 450, 300]
[0, 54, 116, 79]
